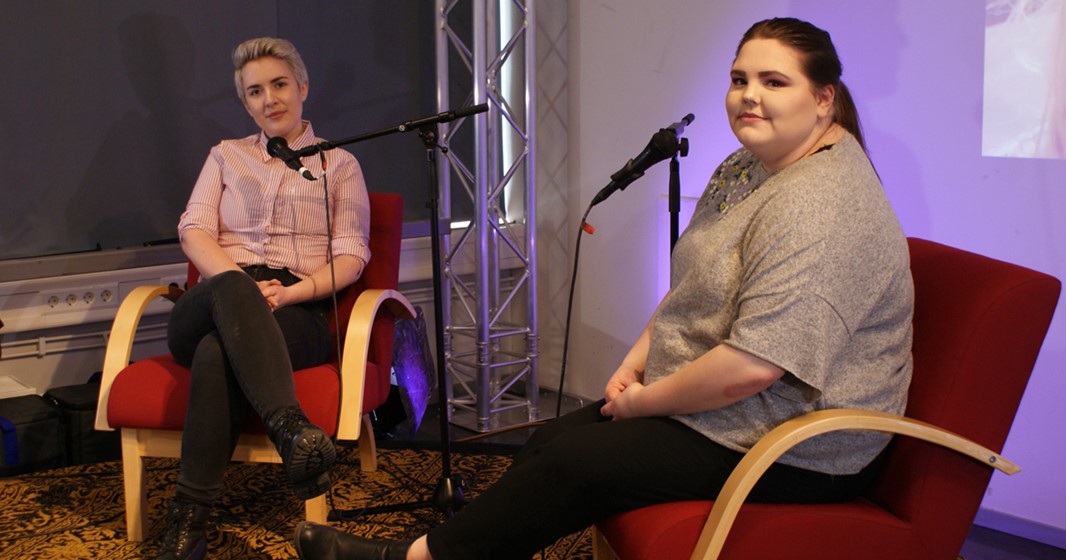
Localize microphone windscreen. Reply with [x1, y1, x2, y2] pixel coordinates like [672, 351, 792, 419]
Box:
[266, 136, 289, 158]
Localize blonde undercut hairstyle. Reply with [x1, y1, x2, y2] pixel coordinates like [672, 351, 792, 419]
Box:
[232, 37, 308, 100]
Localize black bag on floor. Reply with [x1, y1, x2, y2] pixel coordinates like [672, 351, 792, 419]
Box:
[44, 381, 121, 466]
[0, 395, 64, 476]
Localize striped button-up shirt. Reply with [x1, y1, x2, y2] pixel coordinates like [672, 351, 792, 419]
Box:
[178, 122, 371, 278]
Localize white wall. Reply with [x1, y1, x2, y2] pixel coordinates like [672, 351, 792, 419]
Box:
[565, 0, 1066, 543]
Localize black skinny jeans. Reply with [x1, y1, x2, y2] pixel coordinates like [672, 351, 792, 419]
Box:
[426, 401, 884, 560]
[166, 267, 331, 506]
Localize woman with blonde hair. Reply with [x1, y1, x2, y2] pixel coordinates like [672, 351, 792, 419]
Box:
[157, 36, 370, 560]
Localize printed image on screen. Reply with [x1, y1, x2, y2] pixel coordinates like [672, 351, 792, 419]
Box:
[983, 0, 1066, 159]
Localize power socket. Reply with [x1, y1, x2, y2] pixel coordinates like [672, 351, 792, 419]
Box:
[41, 283, 120, 315]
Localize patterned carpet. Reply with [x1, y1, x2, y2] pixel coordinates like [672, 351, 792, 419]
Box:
[0, 444, 592, 559]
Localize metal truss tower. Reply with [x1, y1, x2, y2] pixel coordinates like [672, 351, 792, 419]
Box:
[434, 0, 538, 432]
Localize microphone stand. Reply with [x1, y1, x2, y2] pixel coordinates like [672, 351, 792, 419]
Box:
[558, 115, 692, 412]
[304, 104, 487, 521]
[667, 137, 690, 252]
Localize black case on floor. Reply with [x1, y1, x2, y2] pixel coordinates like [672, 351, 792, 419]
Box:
[44, 381, 121, 466]
[0, 394, 65, 476]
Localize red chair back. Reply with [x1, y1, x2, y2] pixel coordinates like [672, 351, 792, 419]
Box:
[336, 192, 404, 412]
[865, 238, 1061, 557]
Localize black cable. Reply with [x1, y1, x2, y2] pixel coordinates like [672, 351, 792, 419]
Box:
[319, 152, 343, 366]
[317, 151, 344, 514]
[555, 203, 594, 418]
[326, 449, 435, 521]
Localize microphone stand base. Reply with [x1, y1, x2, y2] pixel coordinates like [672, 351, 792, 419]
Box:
[328, 475, 469, 520]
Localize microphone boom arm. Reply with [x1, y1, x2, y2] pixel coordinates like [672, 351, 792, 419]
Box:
[296, 103, 489, 158]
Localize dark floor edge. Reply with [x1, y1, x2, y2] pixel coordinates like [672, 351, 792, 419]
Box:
[973, 507, 1066, 551]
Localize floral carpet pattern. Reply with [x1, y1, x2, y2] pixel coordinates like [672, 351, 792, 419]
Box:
[0, 445, 591, 559]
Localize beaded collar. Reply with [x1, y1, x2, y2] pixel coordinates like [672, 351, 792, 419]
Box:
[699, 144, 835, 215]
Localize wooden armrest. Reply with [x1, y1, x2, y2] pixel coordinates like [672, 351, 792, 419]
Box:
[94, 285, 178, 432]
[691, 408, 1018, 560]
[335, 288, 416, 441]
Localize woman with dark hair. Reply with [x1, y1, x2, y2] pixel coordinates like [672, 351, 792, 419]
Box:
[294, 17, 912, 560]
[157, 37, 371, 560]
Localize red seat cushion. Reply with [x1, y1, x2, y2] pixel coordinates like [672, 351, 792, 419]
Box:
[107, 355, 346, 437]
[598, 499, 922, 560]
[107, 356, 191, 431]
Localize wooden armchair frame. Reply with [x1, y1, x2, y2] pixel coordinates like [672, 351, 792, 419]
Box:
[94, 282, 413, 541]
[592, 409, 1019, 560]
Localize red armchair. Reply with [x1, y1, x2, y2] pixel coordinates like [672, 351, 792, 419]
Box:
[593, 237, 1061, 560]
[94, 192, 414, 542]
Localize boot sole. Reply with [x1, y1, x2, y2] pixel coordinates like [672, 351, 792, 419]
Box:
[283, 427, 337, 500]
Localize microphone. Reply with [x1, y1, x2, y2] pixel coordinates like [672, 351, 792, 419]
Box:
[665, 113, 695, 137]
[266, 137, 316, 181]
[590, 113, 695, 207]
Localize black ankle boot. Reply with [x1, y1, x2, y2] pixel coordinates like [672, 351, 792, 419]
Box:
[156, 499, 210, 560]
[294, 521, 412, 560]
[265, 406, 337, 500]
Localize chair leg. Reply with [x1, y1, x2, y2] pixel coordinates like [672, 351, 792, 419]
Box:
[121, 429, 149, 542]
[305, 494, 328, 524]
[358, 413, 378, 472]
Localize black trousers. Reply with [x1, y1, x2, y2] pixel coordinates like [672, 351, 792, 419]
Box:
[166, 268, 331, 505]
[426, 401, 883, 560]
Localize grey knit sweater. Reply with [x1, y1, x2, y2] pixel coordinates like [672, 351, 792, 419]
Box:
[645, 133, 913, 475]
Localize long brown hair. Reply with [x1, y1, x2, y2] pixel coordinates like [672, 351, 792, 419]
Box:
[737, 18, 866, 151]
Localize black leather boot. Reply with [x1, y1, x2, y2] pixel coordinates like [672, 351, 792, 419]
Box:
[265, 406, 337, 500]
[294, 521, 412, 560]
[155, 499, 210, 560]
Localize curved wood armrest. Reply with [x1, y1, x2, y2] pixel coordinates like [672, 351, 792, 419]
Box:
[335, 288, 416, 441]
[692, 409, 1018, 560]
[94, 285, 178, 432]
